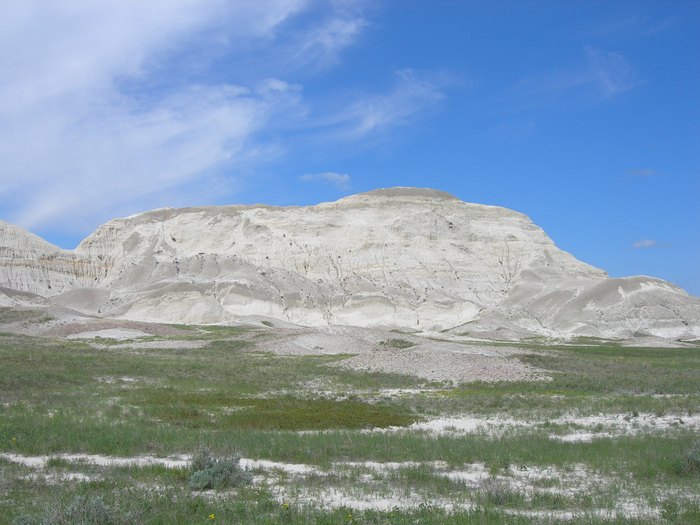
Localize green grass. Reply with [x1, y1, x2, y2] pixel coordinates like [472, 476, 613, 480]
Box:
[398, 342, 700, 419]
[0, 486, 550, 525]
[136, 391, 417, 430]
[0, 331, 420, 455]
[0, 308, 54, 324]
[378, 338, 415, 349]
[520, 345, 700, 394]
[1, 327, 700, 523]
[1, 455, 690, 525]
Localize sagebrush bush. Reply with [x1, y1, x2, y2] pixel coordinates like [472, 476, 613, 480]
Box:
[674, 441, 700, 477]
[12, 495, 140, 525]
[189, 447, 251, 491]
[479, 478, 523, 507]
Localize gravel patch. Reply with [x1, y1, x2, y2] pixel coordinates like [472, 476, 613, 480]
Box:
[67, 328, 151, 340]
[47, 319, 192, 338]
[92, 339, 211, 350]
[250, 326, 548, 383]
[331, 347, 547, 383]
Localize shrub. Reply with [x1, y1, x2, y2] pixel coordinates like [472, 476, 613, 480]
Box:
[674, 441, 700, 477]
[189, 447, 251, 491]
[661, 498, 700, 523]
[479, 478, 523, 507]
[12, 495, 140, 525]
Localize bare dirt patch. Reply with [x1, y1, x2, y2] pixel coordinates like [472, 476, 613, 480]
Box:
[331, 342, 548, 383]
[252, 326, 548, 383]
[67, 328, 151, 340]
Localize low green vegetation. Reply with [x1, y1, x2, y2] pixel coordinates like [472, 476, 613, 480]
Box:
[188, 447, 251, 490]
[1, 326, 699, 523]
[0, 307, 53, 325]
[136, 392, 417, 430]
[378, 338, 415, 349]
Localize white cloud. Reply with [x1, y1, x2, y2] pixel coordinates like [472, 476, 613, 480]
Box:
[509, 47, 638, 106]
[322, 69, 446, 139]
[225, 0, 368, 76]
[300, 172, 351, 190]
[291, 15, 366, 68]
[585, 47, 638, 95]
[633, 239, 657, 249]
[0, 1, 443, 235]
[591, 13, 673, 39]
[0, 0, 311, 232]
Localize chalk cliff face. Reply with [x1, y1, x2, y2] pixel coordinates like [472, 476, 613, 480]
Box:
[2, 188, 699, 339]
[0, 220, 98, 296]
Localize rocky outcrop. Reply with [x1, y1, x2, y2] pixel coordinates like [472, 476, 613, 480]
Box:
[1, 188, 699, 339]
[0, 220, 100, 296]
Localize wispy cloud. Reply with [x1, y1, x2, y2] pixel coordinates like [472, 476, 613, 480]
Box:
[585, 47, 638, 95]
[300, 172, 351, 190]
[0, 0, 315, 231]
[627, 168, 658, 177]
[0, 1, 447, 235]
[508, 47, 638, 108]
[321, 69, 447, 139]
[290, 11, 366, 68]
[592, 13, 673, 39]
[241, 0, 369, 76]
[633, 239, 657, 249]
[0, 0, 416, 235]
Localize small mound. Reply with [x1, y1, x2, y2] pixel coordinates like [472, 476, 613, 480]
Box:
[359, 187, 460, 201]
[67, 328, 150, 340]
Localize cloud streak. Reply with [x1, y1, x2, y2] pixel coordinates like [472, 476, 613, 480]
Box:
[1, 0, 434, 235]
[0, 1, 447, 236]
[633, 239, 657, 249]
[319, 69, 447, 139]
[300, 172, 351, 190]
[507, 46, 639, 109]
[0, 0, 314, 232]
[585, 47, 638, 95]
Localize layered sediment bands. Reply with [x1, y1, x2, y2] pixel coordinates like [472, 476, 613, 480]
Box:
[1, 188, 699, 339]
[0, 220, 105, 295]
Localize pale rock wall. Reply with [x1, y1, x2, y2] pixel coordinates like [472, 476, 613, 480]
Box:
[0, 220, 100, 295]
[73, 189, 606, 329]
[2, 188, 699, 339]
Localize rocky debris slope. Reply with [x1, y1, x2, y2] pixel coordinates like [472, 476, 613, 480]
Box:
[1, 188, 699, 340]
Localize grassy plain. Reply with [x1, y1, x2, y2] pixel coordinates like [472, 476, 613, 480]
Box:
[0, 310, 699, 523]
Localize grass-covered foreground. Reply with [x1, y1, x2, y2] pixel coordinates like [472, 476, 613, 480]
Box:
[0, 319, 699, 524]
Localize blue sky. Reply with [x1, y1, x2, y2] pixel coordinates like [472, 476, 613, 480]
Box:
[1, 1, 698, 294]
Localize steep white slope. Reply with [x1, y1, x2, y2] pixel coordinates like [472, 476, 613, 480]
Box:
[1, 188, 698, 339]
[467, 274, 700, 340]
[0, 220, 98, 296]
[73, 188, 606, 328]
